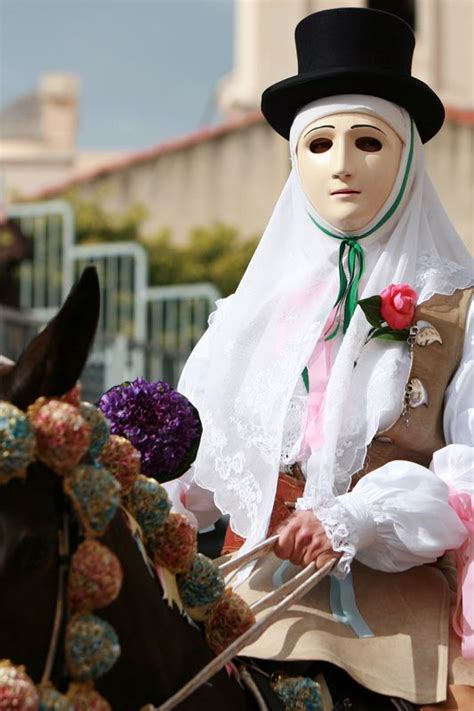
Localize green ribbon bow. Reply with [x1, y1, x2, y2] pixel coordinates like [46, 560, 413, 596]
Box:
[306, 118, 415, 340]
[327, 236, 366, 338]
[306, 213, 370, 338]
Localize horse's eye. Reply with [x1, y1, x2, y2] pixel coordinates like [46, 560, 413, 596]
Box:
[355, 136, 382, 152]
[14, 535, 55, 572]
[309, 138, 333, 153]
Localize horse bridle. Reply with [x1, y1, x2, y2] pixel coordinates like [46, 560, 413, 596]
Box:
[40, 512, 71, 687]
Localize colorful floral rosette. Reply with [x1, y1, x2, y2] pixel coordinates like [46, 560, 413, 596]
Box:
[79, 403, 110, 460]
[69, 540, 123, 611]
[176, 553, 226, 621]
[204, 588, 256, 655]
[65, 613, 121, 682]
[63, 464, 121, 538]
[0, 660, 38, 711]
[28, 400, 91, 476]
[99, 435, 140, 494]
[66, 682, 111, 711]
[98, 378, 202, 482]
[270, 675, 323, 711]
[127, 475, 171, 537]
[38, 683, 73, 711]
[148, 513, 197, 574]
[0, 402, 36, 485]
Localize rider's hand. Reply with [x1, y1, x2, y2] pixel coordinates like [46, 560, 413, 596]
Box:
[274, 509, 338, 568]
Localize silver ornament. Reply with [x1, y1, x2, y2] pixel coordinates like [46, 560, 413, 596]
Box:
[414, 320, 443, 347]
[406, 378, 429, 408]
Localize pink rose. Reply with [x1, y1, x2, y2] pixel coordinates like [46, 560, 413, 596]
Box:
[380, 283, 417, 330]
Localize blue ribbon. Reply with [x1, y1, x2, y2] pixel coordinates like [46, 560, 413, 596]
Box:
[330, 573, 374, 638]
[272, 559, 292, 588]
[273, 562, 373, 638]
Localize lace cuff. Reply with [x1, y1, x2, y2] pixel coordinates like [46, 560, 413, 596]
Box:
[296, 491, 376, 579]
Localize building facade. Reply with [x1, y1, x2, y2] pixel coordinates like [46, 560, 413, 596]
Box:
[0, 73, 126, 199]
[9, 2, 474, 250]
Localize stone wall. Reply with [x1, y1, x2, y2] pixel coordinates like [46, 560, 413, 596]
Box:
[35, 111, 472, 251]
[37, 114, 290, 244]
[426, 117, 473, 251]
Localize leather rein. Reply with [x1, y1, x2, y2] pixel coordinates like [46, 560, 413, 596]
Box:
[40, 512, 71, 686]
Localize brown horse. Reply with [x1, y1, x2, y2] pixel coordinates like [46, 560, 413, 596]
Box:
[0, 267, 252, 711]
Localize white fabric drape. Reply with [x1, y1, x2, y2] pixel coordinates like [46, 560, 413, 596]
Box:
[167, 304, 472, 577]
[173, 95, 473, 562]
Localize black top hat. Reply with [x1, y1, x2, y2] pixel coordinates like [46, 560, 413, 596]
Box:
[261, 8, 444, 143]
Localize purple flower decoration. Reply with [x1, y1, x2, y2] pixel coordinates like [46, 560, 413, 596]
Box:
[98, 378, 202, 482]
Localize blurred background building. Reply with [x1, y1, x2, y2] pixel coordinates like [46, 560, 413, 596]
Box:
[3, 0, 471, 250]
[0, 73, 126, 197]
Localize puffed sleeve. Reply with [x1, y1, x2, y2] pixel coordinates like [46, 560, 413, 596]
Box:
[298, 299, 473, 578]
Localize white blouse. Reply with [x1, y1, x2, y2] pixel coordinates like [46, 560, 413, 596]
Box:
[164, 301, 473, 576]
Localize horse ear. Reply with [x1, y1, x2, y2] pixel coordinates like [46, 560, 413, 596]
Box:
[6, 267, 101, 410]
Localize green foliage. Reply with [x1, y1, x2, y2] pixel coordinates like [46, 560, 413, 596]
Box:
[147, 224, 259, 296]
[65, 190, 147, 244]
[207, 233, 259, 296]
[147, 229, 186, 286]
[69, 194, 259, 297]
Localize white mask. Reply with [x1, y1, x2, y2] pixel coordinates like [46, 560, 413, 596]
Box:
[296, 112, 403, 233]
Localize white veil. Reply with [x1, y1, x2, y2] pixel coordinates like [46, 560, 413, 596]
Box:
[178, 95, 473, 556]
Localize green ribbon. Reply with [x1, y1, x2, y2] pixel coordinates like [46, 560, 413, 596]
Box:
[306, 118, 415, 339]
[301, 366, 309, 393]
[324, 237, 366, 338]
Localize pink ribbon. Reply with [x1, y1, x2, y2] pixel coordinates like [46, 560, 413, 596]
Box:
[448, 487, 474, 659]
[299, 336, 333, 457]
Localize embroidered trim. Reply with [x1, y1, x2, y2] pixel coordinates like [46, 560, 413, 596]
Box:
[296, 495, 357, 579]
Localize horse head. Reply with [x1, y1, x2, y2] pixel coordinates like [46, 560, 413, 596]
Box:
[0, 266, 100, 682]
[0, 266, 249, 710]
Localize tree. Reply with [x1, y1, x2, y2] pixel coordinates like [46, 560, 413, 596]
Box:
[68, 194, 259, 297]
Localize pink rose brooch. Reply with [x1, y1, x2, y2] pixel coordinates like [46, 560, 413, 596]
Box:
[358, 282, 443, 347]
[357, 284, 443, 351]
[358, 282, 418, 342]
[358, 283, 443, 416]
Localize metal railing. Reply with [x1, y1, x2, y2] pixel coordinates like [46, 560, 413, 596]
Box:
[145, 282, 219, 381]
[0, 307, 203, 402]
[3, 200, 220, 394]
[10, 201, 75, 310]
[0, 305, 48, 362]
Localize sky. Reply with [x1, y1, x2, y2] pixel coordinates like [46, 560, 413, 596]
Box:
[0, 0, 234, 150]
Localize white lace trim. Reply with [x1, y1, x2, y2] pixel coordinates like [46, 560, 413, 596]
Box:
[296, 495, 356, 579]
[296, 489, 378, 578]
[280, 378, 308, 466]
[415, 252, 471, 300]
